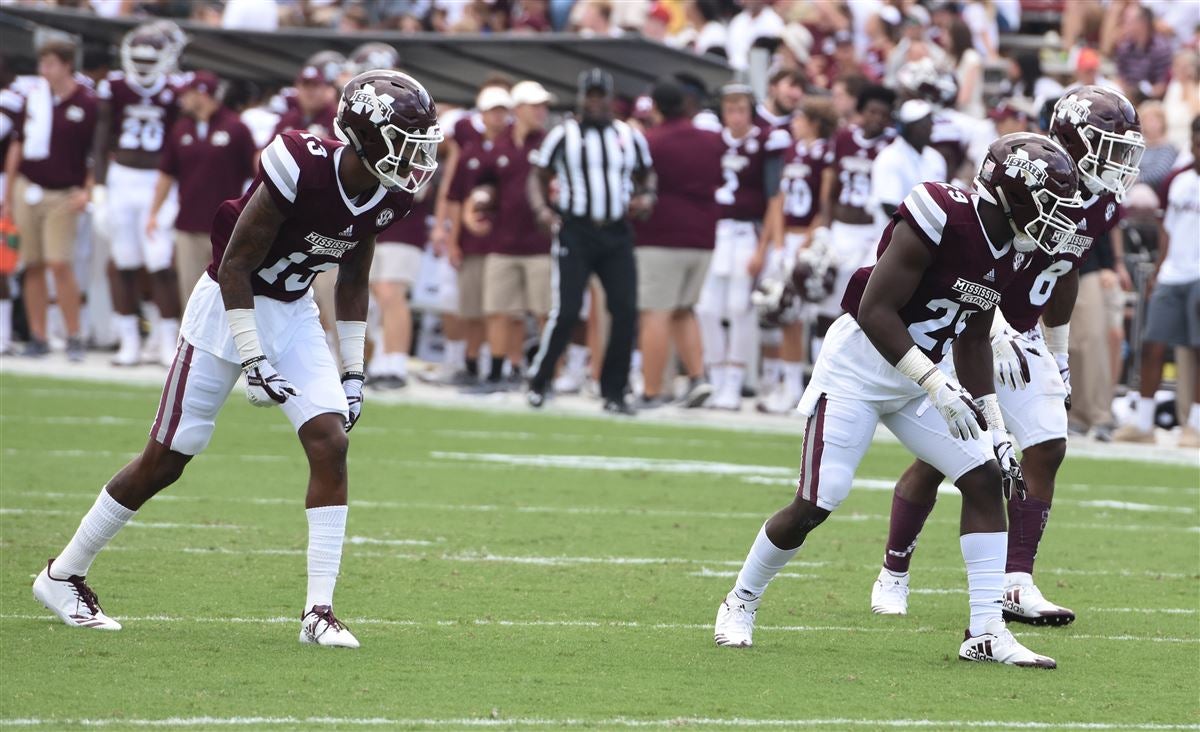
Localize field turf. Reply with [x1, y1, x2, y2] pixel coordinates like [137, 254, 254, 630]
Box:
[0, 373, 1197, 731]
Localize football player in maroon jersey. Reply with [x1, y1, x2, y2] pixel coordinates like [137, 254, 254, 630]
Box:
[869, 86, 1144, 626]
[32, 71, 443, 648]
[715, 133, 1082, 668]
[93, 20, 188, 367]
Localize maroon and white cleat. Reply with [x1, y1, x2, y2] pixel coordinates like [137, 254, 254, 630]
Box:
[299, 605, 360, 648]
[1002, 573, 1076, 626]
[32, 559, 122, 631]
[958, 618, 1056, 668]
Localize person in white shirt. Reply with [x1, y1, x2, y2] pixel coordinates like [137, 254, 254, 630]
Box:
[871, 100, 947, 220]
[1114, 117, 1200, 448]
[221, 0, 279, 31]
[726, 0, 785, 71]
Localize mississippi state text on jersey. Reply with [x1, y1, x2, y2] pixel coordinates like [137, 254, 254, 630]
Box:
[97, 71, 183, 160]
[207, 130, 413, 301]
[842, 182, 1030, 361]
[1000, 191, 1120, 332]
[830, 125, 894, 218]
[717, 124, 790, 221]
[781, 137, 832, 228]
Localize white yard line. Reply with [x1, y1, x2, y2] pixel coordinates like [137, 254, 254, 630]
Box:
[0, 717, 1196, 730]
[0, 509, 240, 530]
[0, 612, 1194, 644]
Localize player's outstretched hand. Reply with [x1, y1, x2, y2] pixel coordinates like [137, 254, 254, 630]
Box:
[1054, 353, 1071, 411]
[992, 333, 1031, 390]
[242, 356, 300, 407]
[931, 380, 986, 440]
[991, 429, 1026, 500]
[342, 372, 364, 432]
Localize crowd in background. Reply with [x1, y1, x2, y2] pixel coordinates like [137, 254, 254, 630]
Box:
[0, 0, 1198, 443]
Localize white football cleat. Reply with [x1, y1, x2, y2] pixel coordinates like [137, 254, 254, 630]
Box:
[111, 339, 141, 367]
[870, 567, 910, 615]
[714, 591, 759, 648]
[958, 617, 1056, 669]
[32, 560, 122, 631]
[1002, 573, 1076, 626]
[299, 605, 360, 648]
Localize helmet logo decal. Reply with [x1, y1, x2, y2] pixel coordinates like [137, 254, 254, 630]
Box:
[1003, 148, 1049, 186]
[349, 84, 397, 125]
[1056, 95, 1093, 126]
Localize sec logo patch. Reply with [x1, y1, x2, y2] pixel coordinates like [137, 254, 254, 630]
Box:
[376, 208, 395, 227]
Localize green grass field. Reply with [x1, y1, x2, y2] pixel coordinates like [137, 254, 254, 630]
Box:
[1, 372, 1197, 731]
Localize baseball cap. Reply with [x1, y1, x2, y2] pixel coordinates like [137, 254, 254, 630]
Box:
[476, 86, 515, 112]
[511, 80, 553, 106]
[186, 70, 220, 96]
[897, 99, 932, 124]
[578, 68, 614, 96]
[297, 64, 326, 85]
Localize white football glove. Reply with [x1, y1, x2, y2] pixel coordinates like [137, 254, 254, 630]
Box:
[990, 427, 1026, 500]
[991, 332, 1031, 390]
[342, 372, 364, 432]
[242, 356, 300, 407]
[1055, 353, 1071, 410]
[930, 379, 986, 440]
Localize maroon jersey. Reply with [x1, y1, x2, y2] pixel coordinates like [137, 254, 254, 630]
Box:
[478, 127, 552, 256]
[830, 125, 894, 218]
[160, 106, 257, 233]
[0, 88, 20, 188]
[15, 84, 99, 189]
[1000, 191, 1120, 332]
[781, 137, 832, 228]
[717, 124, 790, 221]
[447, 137, 500, 256]
[207, 130, 413, 302]
[97, 72, 183, 161]
[843, 182, 1029, 362]
[378, 192, 432, 246]
[272, 103, 336, 140]
[634, 117, 724, 250]
[450, 112, 486, 151]
[754, 102, 793, 133]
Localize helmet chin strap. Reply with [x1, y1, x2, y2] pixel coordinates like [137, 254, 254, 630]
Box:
[992, 185, 1039, 253]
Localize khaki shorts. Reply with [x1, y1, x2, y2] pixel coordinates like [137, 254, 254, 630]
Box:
[11, 176, 80, 266]
[175, 230, 213, 307]
[457, 254, 486, 319]
[370, 242, 423, 285]
[483, 253, 552, 316]
[636, 246, 712, 312]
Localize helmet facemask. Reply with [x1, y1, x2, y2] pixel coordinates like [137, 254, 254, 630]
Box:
[993, 184, 1083, 255]
[1077, 125, 1145, 202]
[120, 24, 183, 89]
[336, 114, 443, 194]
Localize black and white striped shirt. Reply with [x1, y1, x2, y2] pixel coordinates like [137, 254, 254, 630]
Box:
[534, 117, 653, 223]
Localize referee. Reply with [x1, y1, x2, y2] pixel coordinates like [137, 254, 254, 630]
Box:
[526, 68, 656, 414]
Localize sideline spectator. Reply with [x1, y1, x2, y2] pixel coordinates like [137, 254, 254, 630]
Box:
[1115, 118, 1200, 448]
[944, 19, 984, 119]
[1164, 52, 1200, 153]
[1110, 3, 1172, 100]
[871, 99, 946, 218]
[726, 0, 785, 71]
[632, 77, 723, 409]
[4, 39, 97, 360]
[1135, 102, 1178, 192]
[150, 71, 256, 307]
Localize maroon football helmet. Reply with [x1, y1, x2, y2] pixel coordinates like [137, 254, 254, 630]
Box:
[1049, 85, 1144, 202]
[120, 20, 185, 88]
[302, 50, 348, 87]
[335, 70, 443, 193]
[974, 132, 1082, 255]
[346, 43, 402, 76]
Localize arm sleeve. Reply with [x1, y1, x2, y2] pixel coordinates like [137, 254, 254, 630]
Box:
[896, 182, 948, 253]
[259, 133, 302, 214]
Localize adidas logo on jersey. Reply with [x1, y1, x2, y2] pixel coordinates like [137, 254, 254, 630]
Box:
[984, 269, 996, 282]
[340, 225, 354, 236]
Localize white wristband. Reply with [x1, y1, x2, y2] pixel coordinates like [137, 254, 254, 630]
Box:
[973, 393, 1005, 432]
[1043, 323, 1069, 356]
[894, 345, 947, 397]
[336, 320, 367, 375]
[226, 308, 264, 367]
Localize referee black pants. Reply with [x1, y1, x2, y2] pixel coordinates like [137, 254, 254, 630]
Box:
[529, 217, 637, 402]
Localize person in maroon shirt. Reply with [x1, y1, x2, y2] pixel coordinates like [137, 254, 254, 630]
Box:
[272, 62, 337, 140]
[632, 78, 724, 408]
[465, 81, 554, 392]
[149, 71, 257, 309]
[444, 85, 511, 384]
[3, 40, 98, 360]
[369, 188, 432, 389]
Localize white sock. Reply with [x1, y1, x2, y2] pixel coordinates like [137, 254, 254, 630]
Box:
[117, 314, 140, 349]
[53, 488, 136, 578]
[734, 523, 800, 599]
[782, 361, 805, 396]
[1189, 403, 1200, 431]
[159, 318, 179, 351]
[724, 364, 746, 400]
[392, 352, 409, 378]
[444, 339, 466, 370]
[762, 358, 782, 389]
[566, 343, 589, 373]
[960, 531, 1007, 636]
[709, 364, 726, 393]
[305, 505, 348, 611]
[1134, 395, 1156, 433]
[0, 299, 11, 352]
